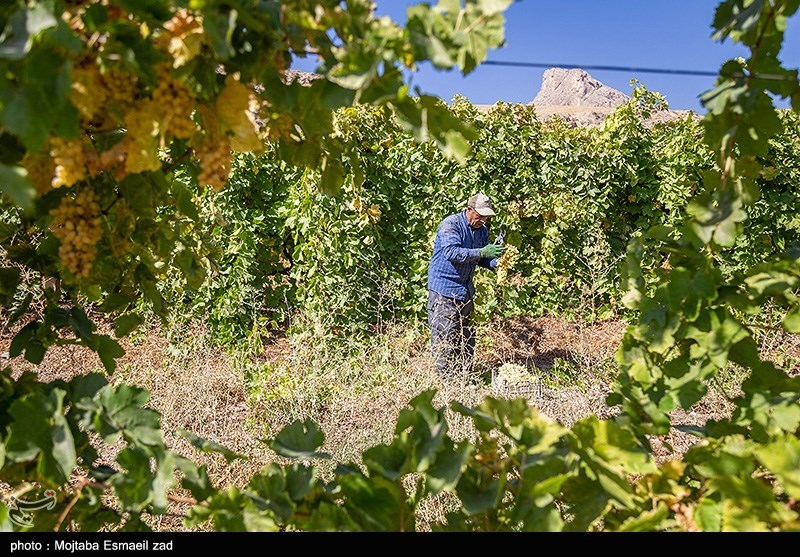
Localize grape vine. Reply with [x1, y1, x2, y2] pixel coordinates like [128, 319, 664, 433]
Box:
[0, 0, 799, 533]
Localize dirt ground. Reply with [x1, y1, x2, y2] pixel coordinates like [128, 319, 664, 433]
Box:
[2, 313, 796, 530]
[0, 314, 735, 467]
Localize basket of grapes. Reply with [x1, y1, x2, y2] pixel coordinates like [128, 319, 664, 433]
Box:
[491, 363, 542, 398]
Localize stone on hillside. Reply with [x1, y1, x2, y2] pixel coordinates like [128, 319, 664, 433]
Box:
[283, 69, 320, 86]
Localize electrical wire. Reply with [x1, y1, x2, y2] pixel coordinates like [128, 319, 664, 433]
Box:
[481, 60, 718, 77]
[481, 59, 797, 81]
[297, 50, 797, 81]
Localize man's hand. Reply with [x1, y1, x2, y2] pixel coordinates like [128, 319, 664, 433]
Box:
[480, 244, 506, 258]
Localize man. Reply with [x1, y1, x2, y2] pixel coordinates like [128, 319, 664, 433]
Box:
[427, 192, 506, 380]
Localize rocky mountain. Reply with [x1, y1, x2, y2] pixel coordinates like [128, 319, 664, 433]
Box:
[280, 66, 697, 128]
[533, 68, 629, 107]
[527, 67, 698, 127]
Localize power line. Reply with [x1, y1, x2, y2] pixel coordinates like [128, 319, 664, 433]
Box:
[481, 60, 718, 77]
[298, 50, 796, 81]
[482, 59, 798, 82]
[297, 49, 718, 76]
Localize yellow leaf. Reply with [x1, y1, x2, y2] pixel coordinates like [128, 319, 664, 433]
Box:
[216, 75, 262, 153]
[168, 33, 204, 68]
[163, 9, 205, 67]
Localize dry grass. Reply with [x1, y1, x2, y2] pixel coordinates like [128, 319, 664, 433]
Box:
[2, 311, 798, 530]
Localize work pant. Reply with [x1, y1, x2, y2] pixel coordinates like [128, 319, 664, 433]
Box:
[427, 289, 475, 380]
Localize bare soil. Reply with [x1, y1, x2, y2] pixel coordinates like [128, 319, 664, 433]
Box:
[0, 314, 724, 467]
[2, 314, 796, 530]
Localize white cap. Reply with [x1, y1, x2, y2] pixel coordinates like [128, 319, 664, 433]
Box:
[467, 192, 496, 216]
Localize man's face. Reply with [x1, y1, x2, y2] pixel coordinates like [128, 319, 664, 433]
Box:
[466, 207, 490, 229]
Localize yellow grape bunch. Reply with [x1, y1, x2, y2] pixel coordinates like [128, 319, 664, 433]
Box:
[121, 68, 198, 174]
[71, 62, 108, 122]
[123, 101, 162, 175]
[18, 7, 276, 201]
[152, 66, 197, 139]
[101, 67, 138, 111]
[50, 137, 87, 189]
[496, 244, 519, 285]
[194, 135, 232, 192]
[49, 190, 104, 279]
[70, 62, 139, 126]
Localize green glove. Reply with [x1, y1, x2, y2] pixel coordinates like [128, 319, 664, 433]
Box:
[480, 244, 506, 258]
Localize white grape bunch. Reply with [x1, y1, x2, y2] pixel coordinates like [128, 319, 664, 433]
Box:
[496, 244, 519, 285]
[495, 363, 533, 386]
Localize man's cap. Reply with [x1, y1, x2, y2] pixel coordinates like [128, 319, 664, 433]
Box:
[467, 192, 496, 217]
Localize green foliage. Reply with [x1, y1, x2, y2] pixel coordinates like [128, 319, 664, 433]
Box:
[0, 0, 511, 366]
[0, 369, 217, 529]
[3, 0, 800, 534]
[603, 0, 800, 532]
[164, 153, 300, 344]
[188, 91, 800, 338]
[5, 378, 792, 531]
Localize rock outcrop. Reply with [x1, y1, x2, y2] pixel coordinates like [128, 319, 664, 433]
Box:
[520, 67, 699, 128]
[283, 69, 320, 86]
[533, 68, 629, 108]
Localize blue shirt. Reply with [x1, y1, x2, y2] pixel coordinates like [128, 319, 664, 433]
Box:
[427, 210, 498, 300]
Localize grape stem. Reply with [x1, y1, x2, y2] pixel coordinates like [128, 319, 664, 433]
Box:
[163, 147, 193, 174]
[102, 192, 122, 214]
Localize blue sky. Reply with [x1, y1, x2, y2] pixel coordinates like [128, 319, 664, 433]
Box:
[292, 0, 800, 112]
